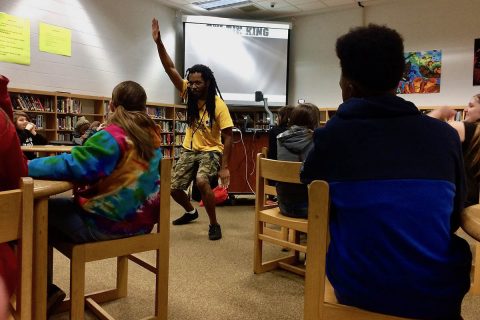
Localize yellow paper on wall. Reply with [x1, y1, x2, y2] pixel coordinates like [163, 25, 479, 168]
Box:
[39, 22, 71, 56]
[0, 12, 31, 65]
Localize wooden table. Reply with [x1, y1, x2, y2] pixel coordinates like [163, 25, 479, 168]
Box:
[462, 204, 480, 241]
[33, 179, 73, 320]
[21, 145, 74, 156]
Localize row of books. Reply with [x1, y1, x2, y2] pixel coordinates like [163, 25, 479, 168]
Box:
[161, 148, 172, 158]
[175, 111, 186, 120]
[160, 134, 173, 145]
[147, 107, 168, 119]
[174, 147, 183, 159]
[11, 94, 54, 112]
[158, 121, 173, 132]
[57, 116, 82, 130]
[30, 115, 45, 129]
[175, 134, 184, 145]
[57, 133, 72, 141]
[57, 98, 82, 114]
[175, 121, 187, 133]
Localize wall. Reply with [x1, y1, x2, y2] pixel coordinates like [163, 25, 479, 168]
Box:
[0, 0, 179, 103]
[288, 0, 480, 108]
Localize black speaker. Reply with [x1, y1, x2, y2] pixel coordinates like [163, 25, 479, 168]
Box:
[255, 91, 263, 102]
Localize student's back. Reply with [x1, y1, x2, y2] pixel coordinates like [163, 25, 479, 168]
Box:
[0, 75, 28, 308]
[28, 81, 162, 242]
[276, 103, 319, 218]
[301, 25, 471, 320]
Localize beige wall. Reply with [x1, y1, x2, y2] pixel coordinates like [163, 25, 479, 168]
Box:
[288, 0, 480, 108]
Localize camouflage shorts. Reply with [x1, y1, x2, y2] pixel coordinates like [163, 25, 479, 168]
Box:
[171, 149, 221, 190]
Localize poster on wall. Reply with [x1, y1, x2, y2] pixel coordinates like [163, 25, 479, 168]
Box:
[473, 39, 480, 86]
[0, 12, 30, 65]
[39, 22, 72, 56]
[397, 50, 441, 94]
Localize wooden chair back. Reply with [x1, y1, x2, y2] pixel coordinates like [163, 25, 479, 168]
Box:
[53, 158, 172, 320]
[304, 180, 411, 320]
[0, 177, 33, 320]
[254, 153, 306, 276]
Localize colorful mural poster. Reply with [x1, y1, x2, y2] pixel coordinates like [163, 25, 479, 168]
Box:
[473, 39, 480, 86]
[397, 50, 441, 94]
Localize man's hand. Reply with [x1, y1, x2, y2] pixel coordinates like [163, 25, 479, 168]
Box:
[219, 167, 230, 188]
[152, 18, 161, 44]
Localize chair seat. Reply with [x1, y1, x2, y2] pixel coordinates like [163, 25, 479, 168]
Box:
[259, 207, 308, 233]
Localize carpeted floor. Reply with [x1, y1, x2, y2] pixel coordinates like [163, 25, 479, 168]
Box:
[49, 197, 480, 319]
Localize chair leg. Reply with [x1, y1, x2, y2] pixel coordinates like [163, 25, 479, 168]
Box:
[70, 247, 86, 320]
[472, 243, 480, 294]
[156, 248, 169, 320]
[254, 221, 264, 273]
[116, 256, 128, 298]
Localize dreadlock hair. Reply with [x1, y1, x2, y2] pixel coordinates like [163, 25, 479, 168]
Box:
[185, 64, 223, 128]
[107, 81, 157, 161]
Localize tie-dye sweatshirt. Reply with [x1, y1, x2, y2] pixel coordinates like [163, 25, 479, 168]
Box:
[28, 124, 162, 236]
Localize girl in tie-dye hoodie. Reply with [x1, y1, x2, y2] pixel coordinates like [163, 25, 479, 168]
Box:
[29, 81, 163, 243]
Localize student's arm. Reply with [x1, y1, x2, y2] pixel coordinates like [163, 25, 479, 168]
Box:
[28, 130, 121, 183]
[219, 127, 232, 187]
[151, 18, 183, 92]
[427, 106, 456, 121]
[448, 121, 466, 142]
[30, 129, 48, 145]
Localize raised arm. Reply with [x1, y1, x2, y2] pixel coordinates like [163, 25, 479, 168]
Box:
[151, 18, 184, 92]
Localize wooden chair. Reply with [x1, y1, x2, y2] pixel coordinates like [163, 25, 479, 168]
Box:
[0, 177, 34, 320]
[254, 153, 307, 276]
[259, 147, 290, 242]
[303, 180, 412, 320]
[52, 159, 172, 320]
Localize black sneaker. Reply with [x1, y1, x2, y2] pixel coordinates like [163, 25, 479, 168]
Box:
[172, 210, 199, 225]
[47, 283, 66, 316]
[209, 224, 222, 240]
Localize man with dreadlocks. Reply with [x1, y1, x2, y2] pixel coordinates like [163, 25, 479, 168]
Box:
[152, 18, 233, 240]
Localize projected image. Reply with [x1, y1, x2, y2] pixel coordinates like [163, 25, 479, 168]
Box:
[397, 50, 442, 94]
[184, 18, 290, 106]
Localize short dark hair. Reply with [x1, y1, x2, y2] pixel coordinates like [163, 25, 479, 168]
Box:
[277, 105, 294, 127]
[288, 103, 320, 130]
[336, 24, 405, 91]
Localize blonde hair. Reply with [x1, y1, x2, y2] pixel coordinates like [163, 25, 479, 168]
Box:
[107, 81, 157, 161]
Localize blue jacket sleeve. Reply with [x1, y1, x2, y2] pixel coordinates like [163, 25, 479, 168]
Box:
[28, 130, 121, 183]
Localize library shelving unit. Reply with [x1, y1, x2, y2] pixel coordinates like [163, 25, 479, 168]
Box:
[9, 88, 107, 142]
[8, 88, 189, 159]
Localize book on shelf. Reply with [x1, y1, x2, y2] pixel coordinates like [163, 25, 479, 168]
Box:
[175, 110, 186, 120]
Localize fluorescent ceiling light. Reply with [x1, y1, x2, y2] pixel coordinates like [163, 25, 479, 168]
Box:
[193, 0, 252, 10]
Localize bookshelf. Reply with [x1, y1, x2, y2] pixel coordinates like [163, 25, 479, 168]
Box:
[8, 88, 188, 159]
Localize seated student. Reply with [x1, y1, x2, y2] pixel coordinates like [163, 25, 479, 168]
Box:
[267, 105, 294, 160]
[71, 116, 90, 145]
[429, 106, 480, 207]
[14, 110, 48, 159]
[0, 75, 28, 319]
[28, 81, 163, 311]
[300, 24, 471, 319]
[81, 120, 101, 144]
[276, 103, 319, 218]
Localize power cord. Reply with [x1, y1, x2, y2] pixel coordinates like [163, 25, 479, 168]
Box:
[232, 127, 255, 194]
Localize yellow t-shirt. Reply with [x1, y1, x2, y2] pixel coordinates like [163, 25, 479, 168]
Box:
[180, 80, 233, 152]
